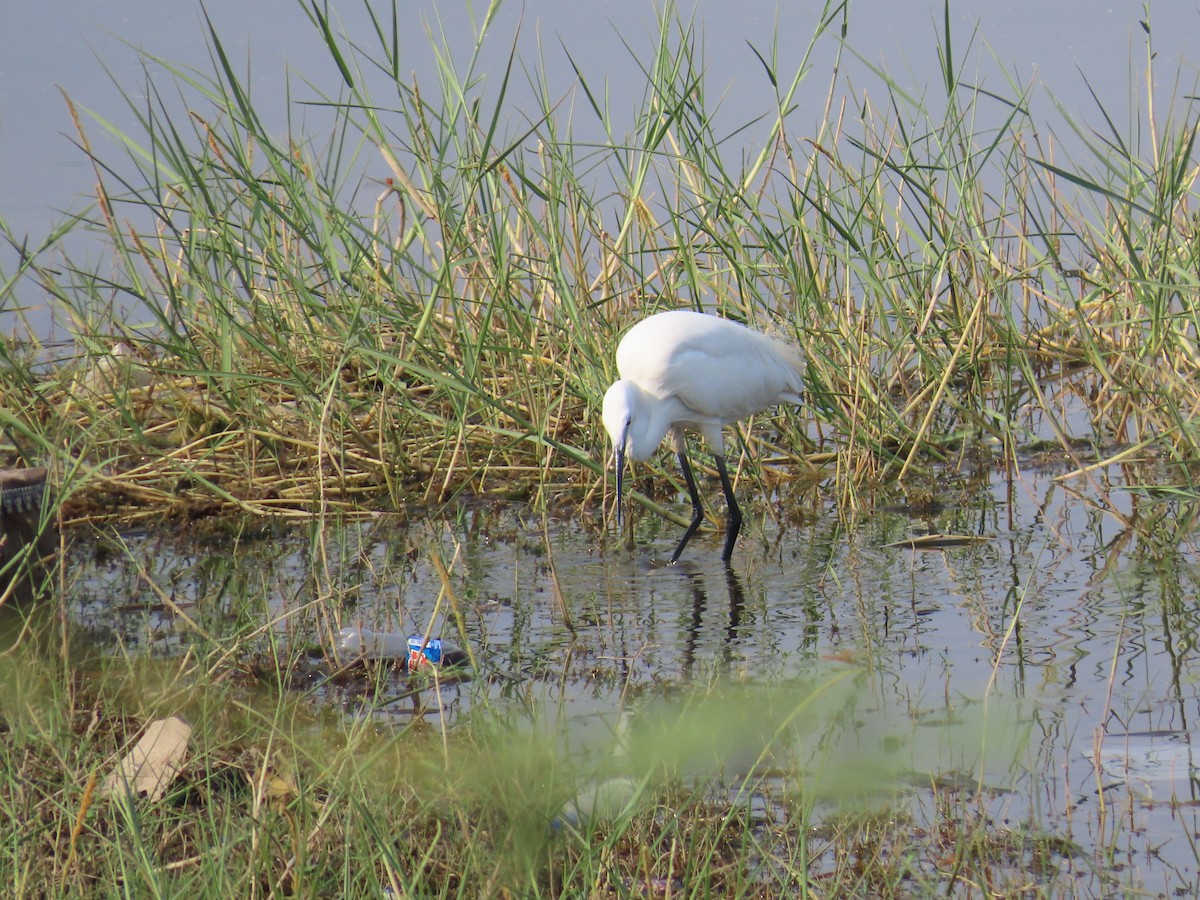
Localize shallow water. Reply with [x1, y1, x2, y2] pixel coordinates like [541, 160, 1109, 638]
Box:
[27, 441, 1200, 892]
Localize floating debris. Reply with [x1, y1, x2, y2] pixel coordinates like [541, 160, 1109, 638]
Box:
[0, 466, 50, 514]
[336, 626, 467, 668]
[883, 533, 992, 550]
[0, 467, 57, 605]
[100, 715, 192, 802]
[336, 626, 410, 660]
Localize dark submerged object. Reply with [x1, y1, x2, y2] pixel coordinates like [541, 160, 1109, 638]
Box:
[0, 467, 58, 605]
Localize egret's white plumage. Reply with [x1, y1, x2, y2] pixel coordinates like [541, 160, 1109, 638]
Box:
[602, 309, 804, 563]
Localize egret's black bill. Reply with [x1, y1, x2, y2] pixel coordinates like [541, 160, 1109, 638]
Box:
[614, 445, 625, 527]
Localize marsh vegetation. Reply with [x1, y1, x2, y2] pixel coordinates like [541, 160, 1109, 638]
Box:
[3, 0, 1200, 895]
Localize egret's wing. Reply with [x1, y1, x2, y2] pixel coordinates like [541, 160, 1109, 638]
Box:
[618, 314, 803, 422]
[667, 342, 798, 420]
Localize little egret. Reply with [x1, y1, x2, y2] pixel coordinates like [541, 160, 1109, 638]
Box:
[602, 309, 804, 563]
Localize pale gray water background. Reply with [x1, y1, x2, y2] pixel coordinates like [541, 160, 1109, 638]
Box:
[3, 0, 1200, 333]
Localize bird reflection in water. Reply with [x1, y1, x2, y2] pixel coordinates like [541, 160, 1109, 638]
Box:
[679, 565, 748, 679]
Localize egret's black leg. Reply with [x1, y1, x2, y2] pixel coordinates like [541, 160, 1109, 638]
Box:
[714, 455, 742, 564]
[670, 450, 706, 563]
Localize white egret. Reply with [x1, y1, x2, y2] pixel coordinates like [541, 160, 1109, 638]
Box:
[602, 309, 804, 563]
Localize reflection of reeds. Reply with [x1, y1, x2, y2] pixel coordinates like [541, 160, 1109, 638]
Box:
[0, 0, 1196, 530]
[0, 467, 56, 605]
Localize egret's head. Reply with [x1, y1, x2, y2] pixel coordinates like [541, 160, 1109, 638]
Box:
[602, 380, 636, 524]
[602, 380, 636, 457]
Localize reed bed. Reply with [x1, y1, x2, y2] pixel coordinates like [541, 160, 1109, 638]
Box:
[2, 1, 1197, 525]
